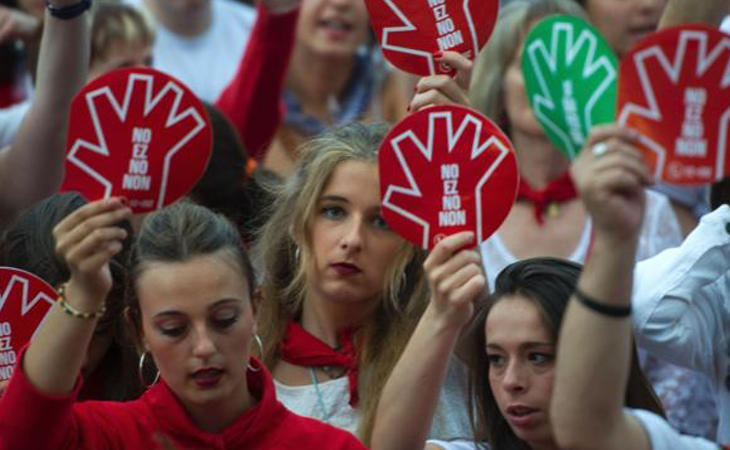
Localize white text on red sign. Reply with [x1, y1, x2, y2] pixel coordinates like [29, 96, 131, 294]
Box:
[675, 87, 708, 157]
[0, 322, 15, 380]
[123, 127, 153, 192]
[428, 0, 464, 51]
[439, 164, 467, 226]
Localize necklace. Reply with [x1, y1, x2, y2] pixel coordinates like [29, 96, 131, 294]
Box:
[309, 367, 332, 424]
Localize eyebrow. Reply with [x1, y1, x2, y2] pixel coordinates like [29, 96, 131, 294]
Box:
[320, 195, 348, 203]
[152, 298, 242, 319]
[486, 341, 554, 351]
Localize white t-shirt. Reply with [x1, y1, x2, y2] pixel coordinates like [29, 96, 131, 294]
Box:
[480, 190, 682, 290]
[634, 205, 730, 443]
[426, 409, 720, 450]
[275, 357, 472, 440]
[125, 0, 256, 103]
[0, 100, 30, 149]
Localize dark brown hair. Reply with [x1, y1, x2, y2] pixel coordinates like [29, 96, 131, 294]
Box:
[465, 257, 664, 449]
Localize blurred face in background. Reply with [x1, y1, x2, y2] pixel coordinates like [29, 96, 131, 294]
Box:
[583, 0, 667, 58]
[296, 0, 370, 58]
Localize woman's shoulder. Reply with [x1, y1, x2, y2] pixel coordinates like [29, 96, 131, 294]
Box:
[627, 408, 720, 450]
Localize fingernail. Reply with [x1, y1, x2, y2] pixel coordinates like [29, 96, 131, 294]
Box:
[119, 196, 129, 207]
[413, 85, 418, 93]
[434, 51, 443, 59]
[407, 104, 411, 112]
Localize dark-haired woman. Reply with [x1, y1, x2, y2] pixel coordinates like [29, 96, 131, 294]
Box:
[0, 200, 365, 449]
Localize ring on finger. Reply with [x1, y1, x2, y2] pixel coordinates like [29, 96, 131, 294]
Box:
[591, 142, 610, 158]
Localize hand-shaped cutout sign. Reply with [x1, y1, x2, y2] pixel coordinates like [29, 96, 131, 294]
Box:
[0, 267, 55, 381]
[379, 105, 518, 250]
[618, 25, 730, 185]
[366, 0, 497, 75]
[523, 15, 617, 159]
[61, 68, 212, 212]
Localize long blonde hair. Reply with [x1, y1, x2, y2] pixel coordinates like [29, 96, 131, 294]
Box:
[253, 122, 428, 443]
[469, 0, 587, 133]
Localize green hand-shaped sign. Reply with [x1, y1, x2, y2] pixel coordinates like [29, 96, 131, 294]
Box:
[523, 15, 617, 159]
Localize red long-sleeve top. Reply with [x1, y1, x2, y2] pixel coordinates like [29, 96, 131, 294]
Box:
[215, 2, 298, 161]
[0, 351, 365, 450]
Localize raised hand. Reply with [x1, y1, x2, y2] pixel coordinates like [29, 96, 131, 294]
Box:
[0, 5, 40, 44]
[53, 198, 131, 308]
[571, 124, 651, 242]
[410, 51, 473, 112]
[423, 231, 485, 329]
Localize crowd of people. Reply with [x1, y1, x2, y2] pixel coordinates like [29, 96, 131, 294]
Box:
[0, 0, 728, 448]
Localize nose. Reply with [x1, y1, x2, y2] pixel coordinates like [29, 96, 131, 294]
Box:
[191, 324, 216, 359]
[636, 0, 665, 13]
[339, 216, 364, 252]
[502, 360, 528, 394]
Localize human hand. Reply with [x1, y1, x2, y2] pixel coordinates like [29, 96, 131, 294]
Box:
[0, 5, 40, 44]
[53, 198, 131, 309]
[410, 51, 473, 112]
[423, 231, 485, 329]
[571, 125, 651, 242]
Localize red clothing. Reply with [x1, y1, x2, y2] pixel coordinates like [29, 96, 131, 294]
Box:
[0, 353, 365, 450]
[215, 3, 297, 161]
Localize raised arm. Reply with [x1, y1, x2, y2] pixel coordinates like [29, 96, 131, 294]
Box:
[551, 125, 653, 450]
[659, 0, 729, 28]
[371, 232, 485, 450]
[0, 2, 89, 223]
[215, 0, 300, 160]
[23, 198, 130, 395]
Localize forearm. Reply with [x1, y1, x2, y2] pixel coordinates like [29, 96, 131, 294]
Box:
[0, 5, 89, 215]
[215, 2, 298, 160]
[659, 0, 729, 28]
[371, 305, 462, 450]
[552, 235, 636, 449]
[23, 281, 100, 396]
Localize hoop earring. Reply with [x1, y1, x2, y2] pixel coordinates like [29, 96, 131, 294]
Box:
[294, 246, 301, 263]
[247, 334, 264, 372]
[138, 351, 160, 388]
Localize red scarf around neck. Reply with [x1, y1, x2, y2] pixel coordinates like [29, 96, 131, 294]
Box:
[279, 321, 359, 407]
[517, 172, 577, 225]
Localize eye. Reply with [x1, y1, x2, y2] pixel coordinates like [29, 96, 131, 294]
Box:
[528, 352, 554, 365]
[320, 205, 345, 220]
[211, 314, 238, 330]
[159, 324, 187, 338]
[486, 353, 505, 367]
[371, 214, 390, 230]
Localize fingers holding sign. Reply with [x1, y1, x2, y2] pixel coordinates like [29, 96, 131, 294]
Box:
[410, 51, 473, 112]
[572, 124, 650, 241]
[423, 231, 485, 328]
[53, 198, 131, 303]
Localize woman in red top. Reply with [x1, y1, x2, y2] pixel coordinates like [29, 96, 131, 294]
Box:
[0, 200, 364, 450]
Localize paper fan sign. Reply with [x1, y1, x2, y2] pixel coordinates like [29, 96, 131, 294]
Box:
[618, 25, 730, 185]
[379, 105, 518, 250]
[60, 67, 212, 213]
[523, 15, 618, 159]
[0, 267, 56, 381]
[365, 0, 498, 76]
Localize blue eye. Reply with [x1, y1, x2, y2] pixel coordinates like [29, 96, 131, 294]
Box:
[486, 353, 505, 367]
[528, 353, 553, 365]
[372, 215, 390, 230]
[321, 206, 345, 220]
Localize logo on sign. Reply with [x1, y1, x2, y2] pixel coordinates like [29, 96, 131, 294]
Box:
[0, 272, 55, 380]
[618, 27, 730, 184]
[66, 72, 207, 210]
[382, 108, 515, 248]
[524, 16, 617, 158]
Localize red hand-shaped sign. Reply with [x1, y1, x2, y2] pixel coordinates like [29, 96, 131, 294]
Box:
[366, 0, 498, 76]
[618, 25, 730, 185]
[379, 105, 518, 250]
[61, 68, 212, 212]
[0, 267, 56, 381]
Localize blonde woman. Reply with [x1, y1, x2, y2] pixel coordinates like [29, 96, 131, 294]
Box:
[254, 122, 471, 444]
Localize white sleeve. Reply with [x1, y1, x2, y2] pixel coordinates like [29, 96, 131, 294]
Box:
[629, 409, 719, 450]
[425, 439, 488, 450]
[636, 190, 684, 261]
[632, 205, 730, 376]
[0, 101, 31, 149]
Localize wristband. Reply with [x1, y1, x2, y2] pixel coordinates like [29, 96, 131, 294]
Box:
[46, 0, 91, 20]
[573, 288, 631, 318]
[57, 283, 107, 320]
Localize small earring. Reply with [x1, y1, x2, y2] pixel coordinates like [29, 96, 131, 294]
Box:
[247, 334, 264, 372]
[138, 351, 160, 388]
[294, 246, 301, 262]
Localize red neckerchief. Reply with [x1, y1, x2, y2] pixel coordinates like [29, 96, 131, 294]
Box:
[279, 321, 359, 407]
[517, 172, 577, 225]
